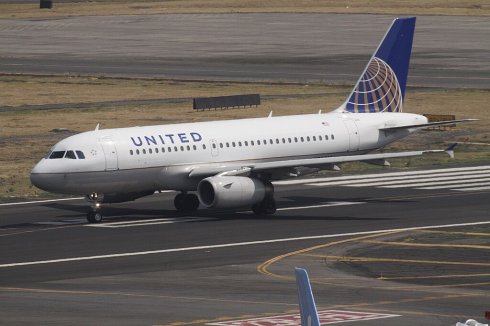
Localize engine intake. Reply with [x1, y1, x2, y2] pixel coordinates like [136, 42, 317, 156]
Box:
[197, 176, 273, 208]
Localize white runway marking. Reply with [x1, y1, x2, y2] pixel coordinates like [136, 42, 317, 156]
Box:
[2, 221, 490, 268]
[87, 217, 216, 228]
[277, 201, 365, 211]
[274, 165, 490, 185]
[277, 165, 490, 192]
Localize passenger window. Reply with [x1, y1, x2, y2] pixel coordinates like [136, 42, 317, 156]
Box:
[269, 139, 273, 144]
[168, 147, 172, 152]
[325, 135, 329, 140]
[257, 140, 261, 145]
[175, 146, 178, 152]
[232, 142, 236, 147]
[288, 138, 291, 143]
[294, 137, 298, 142]
[149, 149, 152, 154]
[239, 142, 242, 147]
[143, 149, 146, 154]
[313, 136, 316, 141]
[263, 139, 267, 145]
[130, 150, 134, 155]
[180, 146, 184, 151]
[162, 147, 165, 153]
[187, 145, 191, 151]
[300, 137, 304, 142]
[276, 139, 279, 144]
[251, 141, 254, 146]
[136, 149, 140, 155]
[193, 145, 196, 150]
[203, 144, 206, 150]
[226, 142, 230, 148]
[49, 151, 65, 159]
[244, 141, 248, 146]
[219, 143, 223, 148]
[282, 138, 285, 143]
[155, 148, 159, 153]
[319, 135, 322, 141]
[76, 150, 85, 159]
[307, 136, 310, 142]
[65, 151, 76, 159]
[331, 134, 335, 140]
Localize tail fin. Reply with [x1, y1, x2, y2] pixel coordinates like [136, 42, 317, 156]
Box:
[295, 267, 321, 326]
[338, 17, 416, 114]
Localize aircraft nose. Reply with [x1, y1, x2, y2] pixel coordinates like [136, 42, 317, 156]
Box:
[30, 162, 52, 191]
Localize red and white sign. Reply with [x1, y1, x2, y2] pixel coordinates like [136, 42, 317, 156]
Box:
[207, 310, 399, 326]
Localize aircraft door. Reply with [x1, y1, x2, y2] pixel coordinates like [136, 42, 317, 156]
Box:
[209, 139, 219, 157]
[343, 120, 360, 151]
[100, 138, 118, 171]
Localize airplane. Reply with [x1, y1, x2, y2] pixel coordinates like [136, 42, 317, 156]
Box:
[30, 17, 477, 223]
[296, 267, 321, 326]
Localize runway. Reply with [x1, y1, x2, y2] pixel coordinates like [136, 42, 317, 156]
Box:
[1, 11, 489, 326]
[1, 14, 490, 88]
[1, 164, 489, 325]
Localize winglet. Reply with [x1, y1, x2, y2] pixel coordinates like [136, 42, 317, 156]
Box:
[445, 143, 458, 159]
[295, 267, 321, 326]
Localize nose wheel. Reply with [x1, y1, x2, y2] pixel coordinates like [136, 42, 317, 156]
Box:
[87, 210, 103, 223]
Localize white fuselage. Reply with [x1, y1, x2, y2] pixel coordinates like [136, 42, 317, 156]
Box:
[30, 111, 427, 195]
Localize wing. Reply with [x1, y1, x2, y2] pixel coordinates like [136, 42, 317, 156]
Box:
[188, 144, 457, 179]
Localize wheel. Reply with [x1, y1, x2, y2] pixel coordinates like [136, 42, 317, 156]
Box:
[93, 212, 103, 223]
[252, 203, 263, 215]
[86, 211, 95, 223]
[174, 193, 186, 211]
[262, 198, 277, 215]
[183, 194, 200, 211]
[87, 211, 103, 223]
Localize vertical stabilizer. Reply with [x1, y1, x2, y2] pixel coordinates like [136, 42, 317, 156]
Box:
[295, 267, 321, 326]
[338, 17, 416, 113]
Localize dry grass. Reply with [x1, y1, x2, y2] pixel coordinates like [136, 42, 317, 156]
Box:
[0, 75, 340, 107]
[2, 0, 490, 20]
[0, 76, 488, 201]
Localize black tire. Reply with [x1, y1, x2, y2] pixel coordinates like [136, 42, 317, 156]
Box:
[262, 198, 277, 215]
[252, 204, 263, 215]
[93, 212, 103, 223]
[86, 211, 95, 223]
[183, 194, 200, 211]
[174, 193, 186, 211]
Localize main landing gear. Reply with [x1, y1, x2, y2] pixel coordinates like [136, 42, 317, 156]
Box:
[251, 197, 277, 215]
[174, 192, 200, 212]
[252, 181, 276, 215]
[84, 193, 103, 223]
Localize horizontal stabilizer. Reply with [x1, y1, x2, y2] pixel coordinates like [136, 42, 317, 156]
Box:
[379, 119, 479, 131]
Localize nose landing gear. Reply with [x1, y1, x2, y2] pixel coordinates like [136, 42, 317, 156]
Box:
[84, 193, 103, 223]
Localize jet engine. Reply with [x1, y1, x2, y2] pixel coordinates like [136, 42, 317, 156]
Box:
[197, 176, 273, 208]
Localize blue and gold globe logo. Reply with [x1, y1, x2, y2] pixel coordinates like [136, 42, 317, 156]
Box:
[345, 57, 403, 113]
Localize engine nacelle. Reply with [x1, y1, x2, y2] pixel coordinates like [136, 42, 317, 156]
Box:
[197, 176, 273, 208]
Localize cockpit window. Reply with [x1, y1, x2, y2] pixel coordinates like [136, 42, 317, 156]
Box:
[49, 151, 66, 159]
[76, 151, 85, 159]
[65, 151, 77, 159]
[44, 151, 53, 159]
